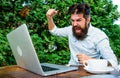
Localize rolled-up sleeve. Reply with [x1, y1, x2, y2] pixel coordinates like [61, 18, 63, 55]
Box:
[49, 25, 57, 34]
[49, 25, 71, 37]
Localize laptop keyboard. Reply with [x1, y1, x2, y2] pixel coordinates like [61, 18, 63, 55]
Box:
[41, 65, 59, 72]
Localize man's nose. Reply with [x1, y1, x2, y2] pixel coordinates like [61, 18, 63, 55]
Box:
[73, 21, 78, 26]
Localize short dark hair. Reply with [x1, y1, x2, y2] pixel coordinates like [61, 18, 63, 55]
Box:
[68, 3, 90, 19]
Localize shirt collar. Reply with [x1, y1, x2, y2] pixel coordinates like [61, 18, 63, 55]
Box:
[87, 23, 93, 36]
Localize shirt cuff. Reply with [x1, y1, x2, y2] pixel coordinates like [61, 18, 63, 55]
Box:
[49, 25, 57, 34]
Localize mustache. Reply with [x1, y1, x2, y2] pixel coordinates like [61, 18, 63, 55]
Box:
[73, 26, 82, 30]
[73, 26, 83, 31]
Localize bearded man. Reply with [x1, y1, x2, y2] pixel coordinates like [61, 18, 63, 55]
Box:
[46, 3, 118, 67]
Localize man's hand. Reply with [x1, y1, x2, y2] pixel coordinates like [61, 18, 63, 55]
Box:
[77, 53, 93, 64]
[46, 9, 58, 30]
[46, 9, 58, 18]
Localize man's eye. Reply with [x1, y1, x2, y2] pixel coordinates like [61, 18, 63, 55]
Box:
[71, 20, 74, 22]
[77, 19, 81, 21]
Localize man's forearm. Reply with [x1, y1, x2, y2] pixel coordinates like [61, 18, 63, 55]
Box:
[46, 16, 55, 30]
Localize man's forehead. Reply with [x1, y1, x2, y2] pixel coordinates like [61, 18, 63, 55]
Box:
[70, 14, 84, 19]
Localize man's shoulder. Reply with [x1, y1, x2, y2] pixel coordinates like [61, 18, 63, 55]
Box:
[90, 25, 108, 42]
[91, 25, 107, 36]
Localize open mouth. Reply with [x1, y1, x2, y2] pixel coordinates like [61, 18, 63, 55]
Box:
[74, 27, 82, 33]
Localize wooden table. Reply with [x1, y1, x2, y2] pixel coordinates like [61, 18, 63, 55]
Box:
[0, 65, 118, 78]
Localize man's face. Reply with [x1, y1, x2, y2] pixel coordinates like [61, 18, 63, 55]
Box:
[70, 13, 90, 40]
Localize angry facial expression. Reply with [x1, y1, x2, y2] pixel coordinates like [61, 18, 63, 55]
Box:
[70, 13, 90, 40]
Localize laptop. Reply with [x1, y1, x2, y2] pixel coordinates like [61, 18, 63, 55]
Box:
[7, 24, 78, 76]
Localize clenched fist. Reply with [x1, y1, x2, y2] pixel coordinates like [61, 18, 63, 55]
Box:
[46, 9, 58, 18]
[77, 53, 93, 64]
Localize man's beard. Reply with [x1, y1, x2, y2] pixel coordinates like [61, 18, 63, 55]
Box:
[72, 23, 89, 40]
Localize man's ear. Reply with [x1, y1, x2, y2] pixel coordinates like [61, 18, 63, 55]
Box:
[86, 17, 90, 24]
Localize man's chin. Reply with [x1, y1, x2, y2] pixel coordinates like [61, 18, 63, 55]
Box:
[73, 32, 87, 40]
[74, 31, 81, 35]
